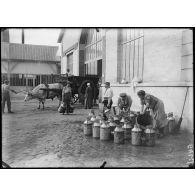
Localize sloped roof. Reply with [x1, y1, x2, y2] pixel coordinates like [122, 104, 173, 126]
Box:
[1, 42, 60, 62]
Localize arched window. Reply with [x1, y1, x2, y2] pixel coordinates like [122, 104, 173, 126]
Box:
[84, 29, 103, 76]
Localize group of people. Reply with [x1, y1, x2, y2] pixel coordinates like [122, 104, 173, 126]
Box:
[102, 82, 168, 136]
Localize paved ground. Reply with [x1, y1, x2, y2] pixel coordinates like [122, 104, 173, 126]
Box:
[2, 97, 194, 168]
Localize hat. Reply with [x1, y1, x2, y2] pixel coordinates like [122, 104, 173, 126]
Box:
[87, 83, 90, 86]
[4, 80, 9, 84]
[120, 93, 127, 97]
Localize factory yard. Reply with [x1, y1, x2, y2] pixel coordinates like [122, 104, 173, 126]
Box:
[2, 97, 194, 168]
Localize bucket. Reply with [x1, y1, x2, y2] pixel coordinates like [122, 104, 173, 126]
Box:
[100, 123, 110, 141]
[144, 128, 155, 146]
[83, 120, 93, 136]
[93, 122, 100, 138]
[122, 123, 132, 140]
[137, 113, 152, 127]
[114, 127, 125, 144]
[131, 125, 142, 146]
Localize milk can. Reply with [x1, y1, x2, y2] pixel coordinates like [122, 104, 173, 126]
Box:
[120, 117, 125, 126]
[109, 120, 116, 140]
[167, 112, 175, 134]
[93, 120, 101, 138]
[122, 122, 132, 140]
[114, 126, 125, 144]
[83, 118, 93, 136]
[131, 124, 142, 146]
[100, 121, 111, 141]
[144, 128, 156, 146]
[90, 115, 96, 123]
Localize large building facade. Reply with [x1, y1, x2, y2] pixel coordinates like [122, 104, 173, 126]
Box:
[58, 28, 193, 133]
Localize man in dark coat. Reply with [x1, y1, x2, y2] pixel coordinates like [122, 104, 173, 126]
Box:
[84, 83, 93, 109]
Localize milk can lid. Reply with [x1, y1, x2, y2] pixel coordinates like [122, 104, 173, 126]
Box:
[132, 126, 142, 132]
[145, 128, 155, 133]
[94, 122, 100, 127]
[114, 126, 124, 132]
[84, 120, 93, 124]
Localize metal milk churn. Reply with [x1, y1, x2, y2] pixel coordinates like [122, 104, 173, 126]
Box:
[114, 125, 125, 144]
[83, 117, 93, 136]
[167, 112, 175, 134]
[122, 121, 132, 140]
[109, 119, 116, 140]
[90, 115, 96, 123]
[93, 119, 101, 139]
[131, 124, 142, 146]
[120, 117, 125, 126]
[144, 128, 156, 146]
[100, 121, 111, 141]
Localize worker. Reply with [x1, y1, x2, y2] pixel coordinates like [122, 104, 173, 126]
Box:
[137, 90, 168, 137]
[62, 82, 72, 114]
[65, 68, 73, 77]
[2, 80, 17, 113]
[84, 83, 93, 109]
[117, 93, 132, 116]
[102, 82, 113, 120]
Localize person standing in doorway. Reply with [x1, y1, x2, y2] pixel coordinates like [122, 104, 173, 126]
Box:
[2, 80, 17, 113]
[84, 83, 93, 109]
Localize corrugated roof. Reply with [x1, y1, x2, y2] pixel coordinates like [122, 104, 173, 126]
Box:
[1, 42, 60, 62]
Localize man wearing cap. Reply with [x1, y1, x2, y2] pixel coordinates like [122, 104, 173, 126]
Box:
[102, 82, 113, 119]
[84, 83, 93, 109]
[1, 80, 17, 113]
[137, 90, 168, 137]
[117, 93, 132, 115]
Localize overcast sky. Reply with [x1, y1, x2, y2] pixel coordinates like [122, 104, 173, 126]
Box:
[9, 28, 61, 47]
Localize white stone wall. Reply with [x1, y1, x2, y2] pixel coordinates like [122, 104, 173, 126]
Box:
[101, 83, 193, 133]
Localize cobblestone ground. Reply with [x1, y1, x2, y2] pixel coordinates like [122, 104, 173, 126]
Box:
[2, 97, 194, 168]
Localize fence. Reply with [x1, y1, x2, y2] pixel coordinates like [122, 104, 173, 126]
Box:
[1, 73, 59, 87]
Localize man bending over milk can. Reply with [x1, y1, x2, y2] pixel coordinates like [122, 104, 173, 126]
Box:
[117, 93, 132, 116]
[137, 90, 168, 137]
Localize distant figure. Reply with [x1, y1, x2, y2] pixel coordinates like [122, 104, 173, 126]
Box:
[117, 93, 132, 116]
[1, 80, 17, 113]
[62, 82, 72, 114]
[84, 83, 93, 109]
[65, 68, 73, 77]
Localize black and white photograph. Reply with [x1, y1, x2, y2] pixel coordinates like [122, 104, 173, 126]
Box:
[1, 28, 194, 168]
